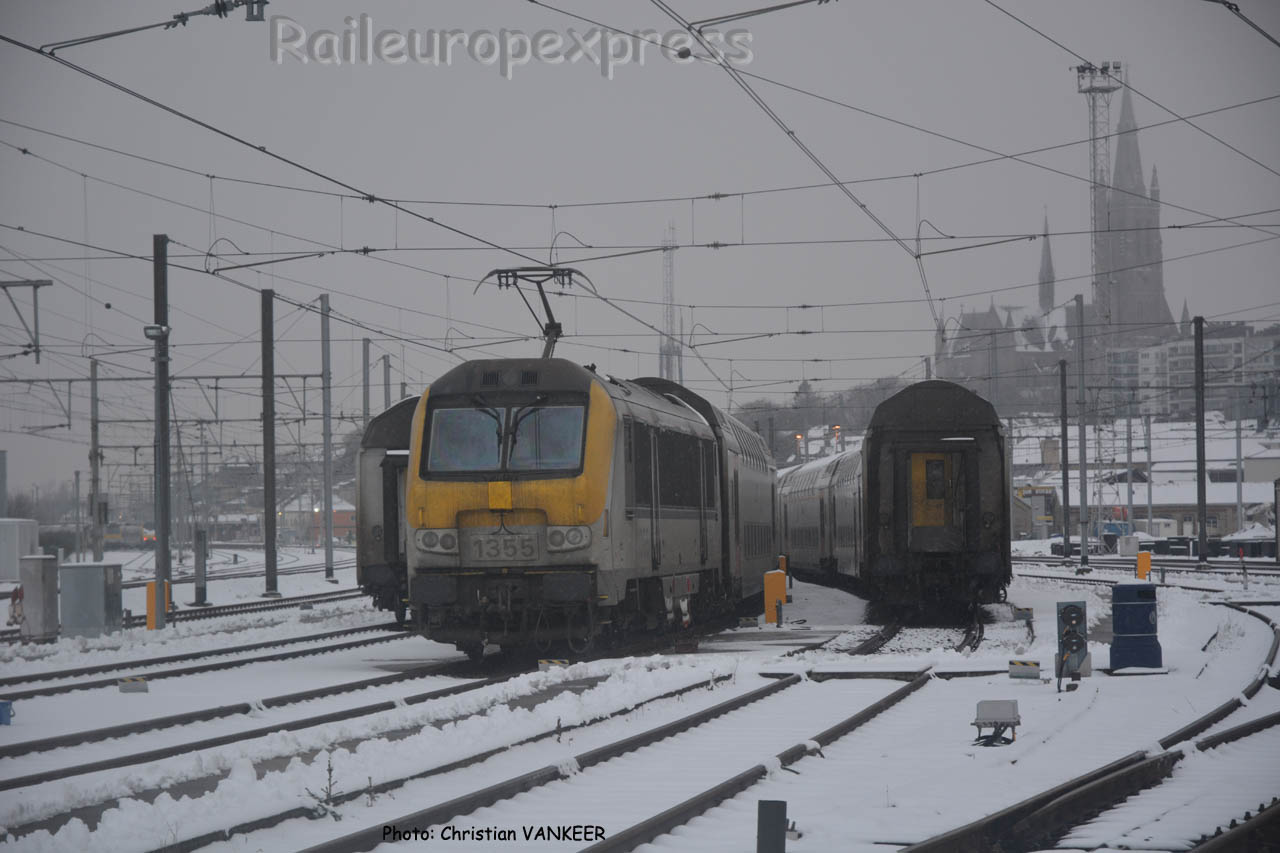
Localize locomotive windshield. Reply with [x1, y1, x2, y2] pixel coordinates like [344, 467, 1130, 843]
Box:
[424, 398, 586, 475]
[508, 406, 584, 470]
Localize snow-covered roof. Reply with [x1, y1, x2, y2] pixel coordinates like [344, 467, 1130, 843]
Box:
[1010, 416, 1279, 469]
[1018, 473, 1274, 509]
[1222, 522, 1275, 541]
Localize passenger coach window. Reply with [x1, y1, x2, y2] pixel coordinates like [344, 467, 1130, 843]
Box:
[925, 459, 946, 500]
[633, 423, 652, 505]
[702, 440, 717, 508]
[658, 430, 700, 507]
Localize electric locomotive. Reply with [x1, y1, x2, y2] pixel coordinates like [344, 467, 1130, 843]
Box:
[392, 358, 775, 659]
[777, 380, 1010, 607]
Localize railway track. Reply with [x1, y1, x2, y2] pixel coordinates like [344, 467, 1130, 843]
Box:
[0, 624, 409, 701]
[901, 601, 1280, 853]
[5, 662, 733, 849]
[286, 671, 930, 853]
[1, 587, 363, 643]
[1022, 553, 1280, 576]
[0, 655, 471, 792]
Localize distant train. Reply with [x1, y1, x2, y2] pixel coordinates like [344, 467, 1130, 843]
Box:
[358, 357, 776, 659]
[103, 522, 145, 551]
[777, 380, 1010, 607]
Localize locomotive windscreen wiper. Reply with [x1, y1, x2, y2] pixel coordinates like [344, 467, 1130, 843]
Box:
[470, 393, 504, 444]
[508, 394, 549, 451]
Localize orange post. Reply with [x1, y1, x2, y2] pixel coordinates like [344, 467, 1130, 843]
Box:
[764, 570, 786, 625]
[1136, 551, 1151, 581]
[146, 581, 172, 629]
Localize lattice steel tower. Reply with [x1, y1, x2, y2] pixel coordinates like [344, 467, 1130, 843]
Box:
[1075, 61, 1123, 329]
[659, 222, 682, 381]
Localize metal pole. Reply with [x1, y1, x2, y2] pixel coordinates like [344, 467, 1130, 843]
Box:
[1194, 316, 1208, 564]
[1235, 416, 1243, 535]
[383, 354, 391, 411]
[1152, 412, 1162, 532]
[262, 289, 280, 596]
[1126, 407, 1133, 528]
[193, 528, 209, 606]
[0, 450, 6, 517]
[1060, 360, 1071, 556]
[1075, 294, 1089, 566]
[757, 801, 787, 853]
[321, 295, 335, 581]
[153, 234, 171, 628]
[988, 330, 997, 409]
[90, 359, 103, 561]
[362, 337, 371, 429]
[74, 470, 81, 561]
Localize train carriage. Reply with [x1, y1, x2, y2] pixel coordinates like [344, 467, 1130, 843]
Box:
[355, 396, 420, 623]
[777, 380, 1010, 607]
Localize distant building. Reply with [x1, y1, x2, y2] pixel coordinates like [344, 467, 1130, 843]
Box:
[934, 84, 1184, 414]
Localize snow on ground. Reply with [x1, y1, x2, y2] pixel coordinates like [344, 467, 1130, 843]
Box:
[1, 564, 371, 678]
[1, 571, 1275, 852]
[10, 658, 751, 852]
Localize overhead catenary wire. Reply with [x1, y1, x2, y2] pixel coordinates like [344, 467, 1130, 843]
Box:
[981, 0, 1280, 183]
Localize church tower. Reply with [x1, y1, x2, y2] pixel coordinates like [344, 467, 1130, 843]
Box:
[1038, 213, 1055, 314]
[1105, 84, 1174, 338]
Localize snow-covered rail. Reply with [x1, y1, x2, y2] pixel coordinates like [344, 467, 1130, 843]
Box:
[0, 623, 406, 699]
[0, 654, 467, 786]
[901, 601, 1280, 853]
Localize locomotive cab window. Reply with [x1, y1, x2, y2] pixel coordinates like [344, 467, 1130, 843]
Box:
[508, 406, 585, 471]
[423, 394, 587, 477]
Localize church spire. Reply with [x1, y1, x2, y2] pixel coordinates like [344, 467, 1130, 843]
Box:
[1038, 212, 1055, 314]
[1112, 83, 1146, 196]
[1150, 165, 1160, 201]
[1180, 299, 1191, 333]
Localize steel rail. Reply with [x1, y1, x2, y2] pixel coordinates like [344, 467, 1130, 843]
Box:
[1, 588, 364, 642]
[901, 602, 1280, 852]
[0, 657, 464, 768]
[143, 673, 736, 853]
[0, 671, 487, 798]
[0, 630, 412, 702]
[581, 670, 932, 852]
[0, 622, 401, 690]
[296, 675, 805, 853]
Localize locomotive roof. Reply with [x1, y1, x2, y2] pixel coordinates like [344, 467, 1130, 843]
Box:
[868, 380, 1000, 431]
[427, 358, 598, 396]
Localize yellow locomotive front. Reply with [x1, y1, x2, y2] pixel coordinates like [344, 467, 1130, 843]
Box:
[404, 358, 616, 659]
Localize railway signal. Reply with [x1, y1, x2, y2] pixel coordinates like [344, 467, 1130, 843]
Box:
[1056, 601, 1088, 691]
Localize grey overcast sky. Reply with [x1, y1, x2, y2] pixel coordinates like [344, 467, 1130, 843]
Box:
[1, 0, 1278, 494]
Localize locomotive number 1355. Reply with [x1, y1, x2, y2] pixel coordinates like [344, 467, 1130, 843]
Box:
[470, 534, 537, 561]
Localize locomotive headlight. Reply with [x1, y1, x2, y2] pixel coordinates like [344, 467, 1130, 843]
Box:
[415, 529, 458, 554]
[546, 525, 591, 552]
[982, 511, 995, 530]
